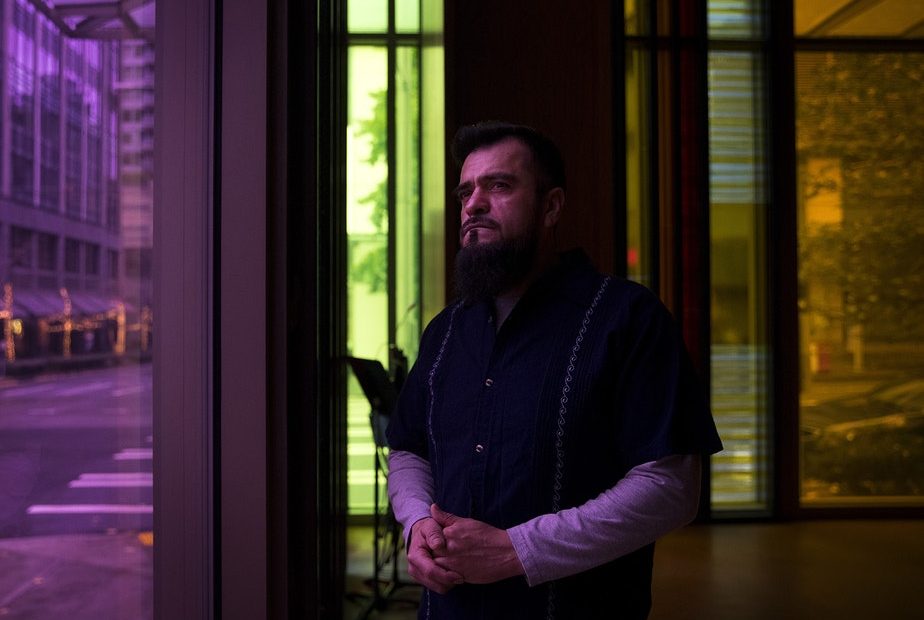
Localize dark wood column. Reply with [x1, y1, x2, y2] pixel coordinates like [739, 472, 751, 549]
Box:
[444, 1, 616, 275]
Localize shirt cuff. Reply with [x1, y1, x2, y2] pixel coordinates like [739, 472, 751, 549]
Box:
[387, 449, 437, 545]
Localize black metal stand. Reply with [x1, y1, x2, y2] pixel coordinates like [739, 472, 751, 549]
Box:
[356, 409, 404, 619]
[346, 353, 415, 620]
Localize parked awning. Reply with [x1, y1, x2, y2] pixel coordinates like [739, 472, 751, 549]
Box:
[3, 290, 131, 319]
[68, 292, 122, 316]
[7, 290, 66, 318]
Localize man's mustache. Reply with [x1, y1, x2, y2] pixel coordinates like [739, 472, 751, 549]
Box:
[461, 217, 499, 238]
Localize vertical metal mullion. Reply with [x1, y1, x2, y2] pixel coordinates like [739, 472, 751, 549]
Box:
[693, 0, 713, 520]
[647, 0, 660, 295]
[769, 0, 799, 519]
[386, 0, 397, 355]
[669, 0, 682, 309]
[612, 0, 628, 277]
[414, 2, 424, 343]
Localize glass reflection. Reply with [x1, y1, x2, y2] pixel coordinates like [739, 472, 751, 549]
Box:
[797, 51, 924, 504]
[708, 51, 770, 511]
[0, 1, 154, 616]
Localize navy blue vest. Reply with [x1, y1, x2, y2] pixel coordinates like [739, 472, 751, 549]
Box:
[387, 250, 722, 619]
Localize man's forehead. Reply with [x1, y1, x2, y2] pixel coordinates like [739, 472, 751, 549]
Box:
[460, 137, 533, 176]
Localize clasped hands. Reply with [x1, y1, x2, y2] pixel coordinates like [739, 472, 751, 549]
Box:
[406, 504, 525, 594]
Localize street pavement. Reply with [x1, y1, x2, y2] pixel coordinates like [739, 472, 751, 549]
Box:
[0, 364, 153, 619]
[0, 532, 152, 619]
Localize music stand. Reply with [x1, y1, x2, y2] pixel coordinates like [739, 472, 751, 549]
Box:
[346, 356, 408, 618]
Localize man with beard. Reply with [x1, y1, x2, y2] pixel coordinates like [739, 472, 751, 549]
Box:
[386, 122, 722, 619]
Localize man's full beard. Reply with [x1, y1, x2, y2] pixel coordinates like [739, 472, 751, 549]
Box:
[453, 231, 538, 303]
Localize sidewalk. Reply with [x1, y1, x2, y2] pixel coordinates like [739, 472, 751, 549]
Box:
[0, 532, 152, 619]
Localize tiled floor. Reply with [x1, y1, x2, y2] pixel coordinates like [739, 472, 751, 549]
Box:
[345, 519, 924, 619]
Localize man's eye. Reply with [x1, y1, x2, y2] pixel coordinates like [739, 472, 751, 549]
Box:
[491, 182, 509, 190]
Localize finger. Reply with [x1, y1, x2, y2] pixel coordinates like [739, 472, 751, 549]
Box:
[408, 553, 463, 593]
[430, 503, 459, 528]
[415, 517, 446, 552]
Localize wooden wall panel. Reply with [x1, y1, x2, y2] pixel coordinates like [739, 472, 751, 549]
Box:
[444, 0, 616, 274]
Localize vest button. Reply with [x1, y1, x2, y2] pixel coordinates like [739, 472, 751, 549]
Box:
[475, 444, 484, 453]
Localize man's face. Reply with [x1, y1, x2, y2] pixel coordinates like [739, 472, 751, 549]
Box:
[454, 137, 544, 249]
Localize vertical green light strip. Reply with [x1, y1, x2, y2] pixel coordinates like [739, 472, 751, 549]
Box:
[345, 0, 441, 516]
[394, 46, 421, 361]
[420, 0, 445, 325]
[345, 44, 389, 514]
[706, 7, 771, 511]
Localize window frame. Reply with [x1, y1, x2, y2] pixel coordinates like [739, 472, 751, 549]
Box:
[154, 0, 216, 616]
[779, 2, 924, 519]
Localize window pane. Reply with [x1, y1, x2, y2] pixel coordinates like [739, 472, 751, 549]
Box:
[708, 0, 764, 39]
[0, 3, 155, 618]
[348, 0, 388, 34]
[795, 0, 924, 39]
[624, 46, 655, 289]
[394, 46, 420, 360]
[625, 0, 649, 36]
[396, 0, 420, 33]
[346, 46, 389, 514]
[707, 51, 771, 511]
[420, 0, 445, 323]
[797, 51, 924, 505]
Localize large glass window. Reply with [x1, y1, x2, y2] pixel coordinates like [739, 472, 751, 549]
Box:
[344, 0, 443, 515]
[796, 46, 924, 505]
[0, 2, 155, 617]
[623, 0, 772, 513]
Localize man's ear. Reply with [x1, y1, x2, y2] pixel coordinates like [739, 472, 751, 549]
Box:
[543, 187, 565, 229]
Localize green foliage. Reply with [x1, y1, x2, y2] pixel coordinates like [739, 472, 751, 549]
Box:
[351, 89, 388, 292]
[357, 89, 389, 232]
[351, 240, 388, 293]
[797, 52, 924, 341]
[799, 209, 924, 340]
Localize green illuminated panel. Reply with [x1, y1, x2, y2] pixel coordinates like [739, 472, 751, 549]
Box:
[346, 46, 389, 514]
[348, 0, 388, 34]
[708, 51, 770, 511]
[396, 0, 420, 33]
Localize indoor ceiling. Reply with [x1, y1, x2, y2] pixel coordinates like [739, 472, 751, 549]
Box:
[28, 0, 154, 41]
[795, 0, 924, 38]
[27, 1, 924, 43]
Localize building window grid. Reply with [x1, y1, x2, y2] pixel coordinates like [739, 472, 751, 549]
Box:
[64, 238, 80, 273]
[2, 5, 120, 295]
[10, 226, 33, 269]
[37, 231, 57, 272]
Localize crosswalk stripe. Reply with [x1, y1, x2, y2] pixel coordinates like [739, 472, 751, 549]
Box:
[114, 448, 153, 461]
[68, 473, 152, 488]
[27, 504, 153, 515]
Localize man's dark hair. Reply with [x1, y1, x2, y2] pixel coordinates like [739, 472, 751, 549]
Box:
[451, 121, 566, 192]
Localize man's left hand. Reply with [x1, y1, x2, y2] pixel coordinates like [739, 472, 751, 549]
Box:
[429, 504, 525, 584]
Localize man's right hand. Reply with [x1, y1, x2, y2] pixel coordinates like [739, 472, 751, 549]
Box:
[407, 516, 464, 594]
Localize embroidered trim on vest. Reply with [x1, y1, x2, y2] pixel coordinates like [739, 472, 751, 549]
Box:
[426, 302, 462, 472]
[551, 276, 610, 512]
[546, 276, 611, 620]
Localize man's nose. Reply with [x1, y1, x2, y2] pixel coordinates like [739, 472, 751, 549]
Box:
[463, 187, 489, 216]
